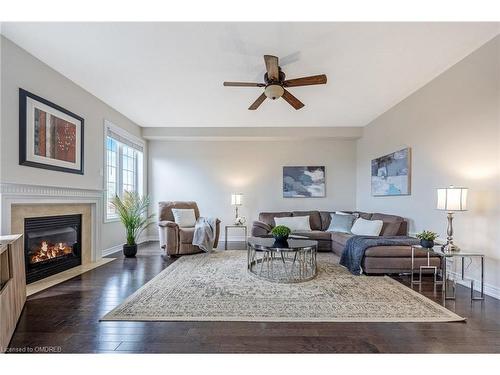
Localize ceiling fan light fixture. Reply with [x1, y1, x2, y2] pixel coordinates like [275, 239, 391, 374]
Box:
[223, 54, 327, 110]
[264, 84, 284, 100]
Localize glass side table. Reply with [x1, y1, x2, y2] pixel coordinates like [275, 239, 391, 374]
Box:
[411, 245, 485, 301]
[224, 225, 247, 250]
[410, 245, 443, 287]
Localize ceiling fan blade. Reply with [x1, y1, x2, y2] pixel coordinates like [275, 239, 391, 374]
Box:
[283, 74, 327, 87]
[264, 55, 279, 80]
[224, 82, 266, 87]
[282, 89, 305, 110]
[248, 93, 267, 110]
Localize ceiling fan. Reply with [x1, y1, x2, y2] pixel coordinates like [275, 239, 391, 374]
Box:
[223, 55, 327, 110]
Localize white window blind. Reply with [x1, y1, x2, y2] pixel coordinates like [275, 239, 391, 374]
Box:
[104, 123, 144, 221]
[107, 129, 144, 152]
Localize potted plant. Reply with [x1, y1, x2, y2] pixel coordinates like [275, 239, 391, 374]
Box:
[111, 191, 155, 257]
[271, 225, 291, 244]
[416, 230, 439, 249]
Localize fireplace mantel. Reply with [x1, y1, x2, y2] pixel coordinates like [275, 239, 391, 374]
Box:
[0, 183, 103, 262]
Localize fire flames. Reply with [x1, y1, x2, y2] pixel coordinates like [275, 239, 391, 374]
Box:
[30, 241, 73, 263]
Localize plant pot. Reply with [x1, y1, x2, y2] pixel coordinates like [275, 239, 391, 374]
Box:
[273, 234, 289, 244]
[272, 238, 289, 248]
[123, 244, 137, 258]
[420, 239, 435, 249]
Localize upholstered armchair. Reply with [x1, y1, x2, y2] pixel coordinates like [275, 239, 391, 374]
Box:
[158, 201, 220, 256]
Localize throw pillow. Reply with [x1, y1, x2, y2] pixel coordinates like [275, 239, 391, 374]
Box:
[171, 208, 197, 227]
[326, 213, 357, 233]
[350, 218, 383, 236]
[274, 216, 311, 232]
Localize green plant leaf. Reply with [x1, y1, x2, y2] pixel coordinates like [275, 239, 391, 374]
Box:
[271, 225, 291, 237]
[416, 230, 439, 241]
[111, 191, 155, 246]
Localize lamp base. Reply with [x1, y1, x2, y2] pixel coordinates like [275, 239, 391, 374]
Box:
[442, 212, 460, 252]
[442, 243, 460, 252]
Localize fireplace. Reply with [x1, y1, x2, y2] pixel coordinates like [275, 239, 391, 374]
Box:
[24, 214, 82, 284]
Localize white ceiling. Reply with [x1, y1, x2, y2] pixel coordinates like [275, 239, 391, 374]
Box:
[2, 22, 499, 127]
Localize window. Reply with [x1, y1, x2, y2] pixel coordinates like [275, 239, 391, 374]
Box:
[104, 121, 144, 221]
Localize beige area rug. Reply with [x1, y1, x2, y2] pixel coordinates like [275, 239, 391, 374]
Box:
[102, 251, 464, 322]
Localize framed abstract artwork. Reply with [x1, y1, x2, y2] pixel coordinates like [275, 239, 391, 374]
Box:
[19, 88, 84, 174]
[371, 148, 411, 196]
[283, 166, 326, 198]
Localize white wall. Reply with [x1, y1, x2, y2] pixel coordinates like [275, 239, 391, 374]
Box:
[356, 36, 500, 297]
[0, 36, 145, 251]
[148, 139, 357, 239]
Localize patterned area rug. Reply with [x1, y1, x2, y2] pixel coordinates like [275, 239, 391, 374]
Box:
[102, 250, 464, 322]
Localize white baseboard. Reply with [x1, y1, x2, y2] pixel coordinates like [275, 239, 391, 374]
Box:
[220, 236, 247, 242]
[101, 244, 122, 257]
[146, 233, 159, 241]
[447, 270, 500, 300]
[145, 234, 247, 243]
[101, 236, 158, 257]
[140, 234, 160, 243]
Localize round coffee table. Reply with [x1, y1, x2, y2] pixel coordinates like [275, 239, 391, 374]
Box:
[247, 237, 318, 283]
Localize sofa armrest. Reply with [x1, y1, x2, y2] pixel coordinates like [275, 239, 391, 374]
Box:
[251, 220, 272, 237]
[158, 220, 178, 228]
[158, 220, 179, 255]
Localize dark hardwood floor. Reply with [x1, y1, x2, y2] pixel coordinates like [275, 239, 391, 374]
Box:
[7, 241, 500, 353]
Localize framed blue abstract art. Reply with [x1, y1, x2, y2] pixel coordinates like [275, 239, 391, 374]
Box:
[371, 148, 411, 196]
[283, 166, 326, 198]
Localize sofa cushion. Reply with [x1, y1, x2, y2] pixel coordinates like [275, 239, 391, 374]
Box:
[354, 211, 372, 220]
[293, 230, 332, 241]
[179, 227, 195, 243]
[381, 222, 403, 236]
[275, 216, 311, 232]
[330, 232, 353, 247]
[371, 213, 405, 236]
[292, 211, 321, 230]
[259, 212, 292, 227]
[319, 211, 332, 231]
[326, 213, 356, 233]
[351, 218, 383, 236]
[319, 211, 359, 230]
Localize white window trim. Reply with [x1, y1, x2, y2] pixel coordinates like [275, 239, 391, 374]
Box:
[103, 120, 146, 223]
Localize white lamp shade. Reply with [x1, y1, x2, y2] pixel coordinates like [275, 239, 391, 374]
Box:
[231, 193, 243, 206]
[437, 186, 468, 211]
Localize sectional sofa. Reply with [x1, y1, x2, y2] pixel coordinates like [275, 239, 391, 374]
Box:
[251, 210, 440, 274]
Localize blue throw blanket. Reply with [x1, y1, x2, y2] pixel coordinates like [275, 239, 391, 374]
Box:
[340, 236, 419, 275]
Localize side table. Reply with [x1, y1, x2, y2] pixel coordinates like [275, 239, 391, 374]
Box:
[410, 245, 443, 287]
[224, 225, 248, 250]
[411, 245, 485, 301]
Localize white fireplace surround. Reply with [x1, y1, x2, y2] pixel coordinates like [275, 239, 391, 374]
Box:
[0, 182, 103, 262]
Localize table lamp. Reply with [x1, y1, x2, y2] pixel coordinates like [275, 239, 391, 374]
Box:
[231, 193, 243, 223]
[437, 186, 468, 252]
